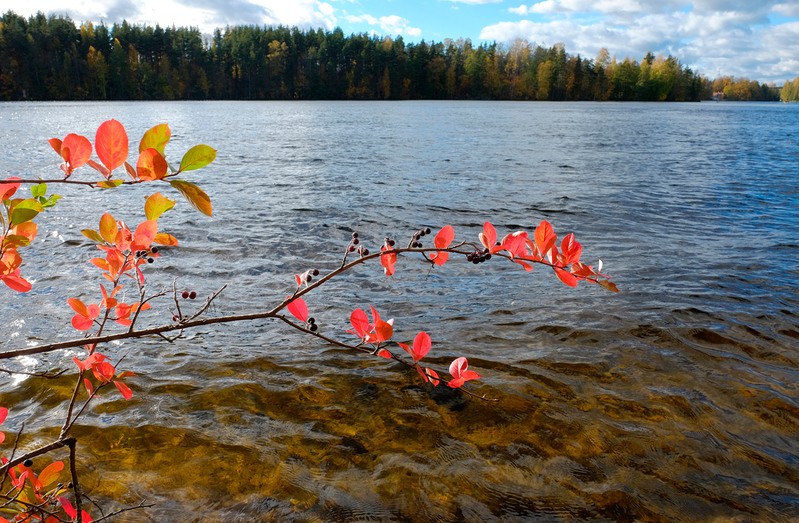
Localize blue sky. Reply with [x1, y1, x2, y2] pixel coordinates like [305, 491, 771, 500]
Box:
[10, 1, 799, 83]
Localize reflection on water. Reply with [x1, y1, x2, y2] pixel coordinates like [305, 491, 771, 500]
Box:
[1, 101, 798, 521]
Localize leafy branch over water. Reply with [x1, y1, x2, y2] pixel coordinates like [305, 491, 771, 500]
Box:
[0, 119, 616, 521]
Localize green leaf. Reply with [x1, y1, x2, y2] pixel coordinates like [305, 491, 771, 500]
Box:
[144, 192, 176, 221]
[42, 194, 62, 209]
[30, 183, 47, 198]
[81, 229, 105, 243]
[169, 180, 212, 216]
[178, 145, 216, 173]
[97, 180, 123, 189]
[10, 199, 43, 226]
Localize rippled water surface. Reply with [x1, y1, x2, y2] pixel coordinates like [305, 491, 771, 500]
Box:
[1, 101, 798, 521]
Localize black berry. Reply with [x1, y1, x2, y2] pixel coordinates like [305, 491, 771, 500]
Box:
[425, 228, 431, 234]
[309, 324, 318, 332]
[352, 232, 359, 239]
[307, 317, 315, 324]
[189, 291, 197, 300]
[349, 245, 356, 252]
[352, 238, 359, 245]
[362, 248, 369, 255]
[147, 257, 154, 264]
[312, 269, 320, 276]
[181, 291, 189, 299]
[23, 459, 33, 467]
[151, 247, 159, 254]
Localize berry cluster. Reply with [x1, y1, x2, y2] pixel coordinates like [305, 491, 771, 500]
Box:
[300, 268, 321, 283]
[135, 246, 158, 264]
[466, 248, 492, 264]
[347, 232, 369, 256]
[181, 290, 197, 300]
[306, 317, 318, 332]
[410, 227, 432, 248]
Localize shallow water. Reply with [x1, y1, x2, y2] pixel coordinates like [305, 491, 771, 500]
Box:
[1, 101, 798, 521]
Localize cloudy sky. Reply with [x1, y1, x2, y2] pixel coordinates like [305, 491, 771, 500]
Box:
[9, 0, 799, 83]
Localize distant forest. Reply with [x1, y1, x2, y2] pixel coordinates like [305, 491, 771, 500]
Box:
[0, 11, 782, 102]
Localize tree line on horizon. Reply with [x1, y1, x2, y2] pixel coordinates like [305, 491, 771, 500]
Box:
[0, 11, 783, 103]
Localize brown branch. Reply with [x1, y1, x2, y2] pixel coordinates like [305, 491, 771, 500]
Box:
[1, 245, 591, 362]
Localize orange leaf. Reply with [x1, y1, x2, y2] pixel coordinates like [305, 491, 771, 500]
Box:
[68, 297, 89, 317]
[95, 119, 129, 172]
[60, 134, 93, 173]
[144, 192, 175, 221]
[136, 148, 168, 181]
[131, 220, 158, 251]
[153, 233, 178, 246]
[36, 461, 64, 489]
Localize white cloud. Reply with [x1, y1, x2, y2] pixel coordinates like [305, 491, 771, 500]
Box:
[480, 3, 799, 83]
[448, 0, 503, 4]
[346, 13, 422, 37]
[772, 3, 799, 17]
[11, 0, 339, 33]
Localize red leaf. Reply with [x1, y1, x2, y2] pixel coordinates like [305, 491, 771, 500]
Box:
[560, 233, 582, 265]
[380, 245, 397, 276]
[501, 231, 529, 258]
[0, 177, 21, 200]
[478, 221, 497, 251]
[430, 226, 453, 266]
[377, 349, 392, 359]
[1, 269, 31, 292]
[95, 119, 129, 172]
[409, 331, 431, 362]
[349, 308, 370, 338]
[448, 356, 481, 388]
[114, 380, 133, 400]
[534, 220, 557, 257]
[434, 225, 454, 249]
[286, 297, 309, 322]
[554, 267, 579, 287]
[417, 367, 440, 386]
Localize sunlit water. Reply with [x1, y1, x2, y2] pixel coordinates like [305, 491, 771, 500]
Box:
[1, 101, 798, 521]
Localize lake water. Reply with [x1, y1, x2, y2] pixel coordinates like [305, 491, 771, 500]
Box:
[1, 101, 798, 521]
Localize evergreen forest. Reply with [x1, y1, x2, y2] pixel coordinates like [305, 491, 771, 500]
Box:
[0, 11, 783, 102]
